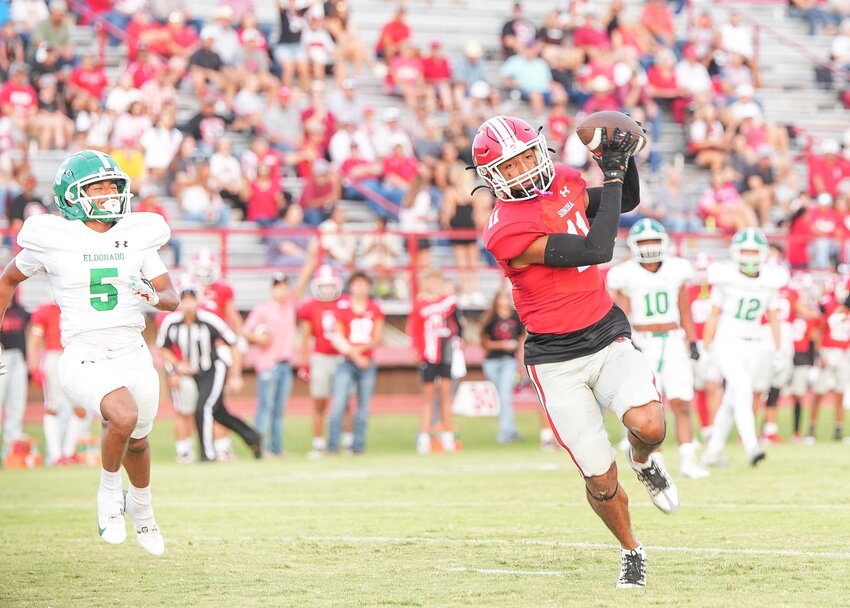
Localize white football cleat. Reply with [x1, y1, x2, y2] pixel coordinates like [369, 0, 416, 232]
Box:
[680, 461, 711, 479]
[626, 447, 680, 514]
[125, 492, 165, 556]
[97, 491, 126, 545]
[416, 433, 431, 455]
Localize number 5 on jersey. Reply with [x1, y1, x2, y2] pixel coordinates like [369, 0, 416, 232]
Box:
[90, 267, 118, 311]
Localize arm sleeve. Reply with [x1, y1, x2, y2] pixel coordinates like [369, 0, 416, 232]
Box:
[543, 182, 622, 268]
[141, 249, 168, 281]
[585, 157, 640, 218]
[14, 249, 45, 277]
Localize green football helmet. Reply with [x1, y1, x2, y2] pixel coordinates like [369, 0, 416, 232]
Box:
[52, 150, 132, 224]
[730, 227, 768, 274]
[626, 218, 669, 263]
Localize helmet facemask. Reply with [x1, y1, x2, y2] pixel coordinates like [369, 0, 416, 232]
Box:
[65, 172, 133, 224]
[733, 247, 766, 275]
[476, 135, 555, 202]
[628, 237, 668, 264]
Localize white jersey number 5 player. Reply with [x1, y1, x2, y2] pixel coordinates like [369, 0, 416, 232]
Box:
[0, 150, 179, 555]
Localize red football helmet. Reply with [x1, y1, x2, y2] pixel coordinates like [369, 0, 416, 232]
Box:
[310, 265, 343, 301]
[190, 248, 221, 287]
[472, 115, 554, 202]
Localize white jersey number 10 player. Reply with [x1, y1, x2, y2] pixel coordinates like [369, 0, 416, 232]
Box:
[0, 150, 179, 555]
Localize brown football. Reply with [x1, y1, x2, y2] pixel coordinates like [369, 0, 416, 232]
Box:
[575, 111, 648, 155]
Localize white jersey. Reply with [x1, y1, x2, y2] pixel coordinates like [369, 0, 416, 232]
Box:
[15, 212, 170, 349]
[708, 261, 788, 341]
[606, 256, 693, 326]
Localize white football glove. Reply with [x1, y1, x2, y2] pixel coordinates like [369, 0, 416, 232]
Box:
[0, 344, 5, 376]
[771, 350, 788, 374]
[128, 274, 159, 306]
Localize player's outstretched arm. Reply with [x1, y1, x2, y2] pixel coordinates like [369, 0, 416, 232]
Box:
[585, 153, 641, 218]
[0, 259, 31, 326]
[511, 129, 638, 270]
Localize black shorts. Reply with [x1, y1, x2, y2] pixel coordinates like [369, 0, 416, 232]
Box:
[419, 362, 452, 383]
[794, 350, 815, 366]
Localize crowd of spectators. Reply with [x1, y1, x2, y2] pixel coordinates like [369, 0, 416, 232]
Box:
[0, 0, 849, 282]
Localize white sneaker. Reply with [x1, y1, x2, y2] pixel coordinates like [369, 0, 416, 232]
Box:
[97, 491, 126, 545]
[307, 448, 325, 460]
[176, 451, 195, 464]
[124, 492, 165, 556]
[626, 447, 680, 514]
[416, 433, 431, 454]
[680, 461, 711, 479]
[440, 431, 456, 453]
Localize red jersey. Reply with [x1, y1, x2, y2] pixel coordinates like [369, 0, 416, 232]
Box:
[30, 303, 62, 352]
[686, 283, 713, 341]
[200, 281, 234, 320]
[483, 165, 611, 334]
[335, 298, 384, 359]
[792, 317, 817, 354]
[298, 297, 342, 355]
[761, 286, 798, 325]
[408, 294, 461, 364]
[820, 297, 850, 350]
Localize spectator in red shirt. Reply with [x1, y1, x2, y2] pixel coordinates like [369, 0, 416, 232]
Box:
[808, 193, 842, 268]
[375, 5, 410, 62]
[67, 54, 108, 111]
[641, 0, 676, 47]
[382, 142, 419, 189]
[787, 194, 814, 268]
[808, 139, 849, 198]
[387, 41, 426, 109]
[299, 159, 341, 226]
[422, 40, 452, 110]
[247, 163, 285, 227]
[341, 141, 403, 219]
[0, 63, 37, 131]
[697, 166, 758, 231]
[573, 11, 612, 54]
[647, 48, 688, 123]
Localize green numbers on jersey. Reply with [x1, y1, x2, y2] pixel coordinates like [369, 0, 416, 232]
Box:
[734, 297, 761, 321]
[643, 292, 670, 317]
[90, 267, 119, 311]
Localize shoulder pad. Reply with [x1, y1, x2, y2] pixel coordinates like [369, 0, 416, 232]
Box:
[121, 212, 171, 248]
[707, 261, 732, 286]
[17, 215, 65, 253]
[605, 261, 631, 288]
[764, 264, 790, 289]
[553, 163, 585, 184]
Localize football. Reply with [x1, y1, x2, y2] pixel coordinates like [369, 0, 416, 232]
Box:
[576, 111, 648, 155]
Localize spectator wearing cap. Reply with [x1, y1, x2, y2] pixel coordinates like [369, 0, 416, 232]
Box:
[329, 116, 375, 167]
[319, 204, 356, 266]
[372, 107, 412, 158]
[375, 5, 410, 62]
[136, 186, 183, 265]
[327, 78, 365, 127]
[275, 0, 309, 90]
[188, 31, 231, 102]
[582, 75, 620, 113]
[300, 159, 341, 226]
[28, 0, 72, 63]
[452, 39, 487, 104]
[262, 86, 303, 153]
[0, 62, 37, 132]
[500, 2, 536, 58]
[808, 139, 850, 198]
[301, 14, 336, 82]
[206, 6, 241, 67]
[501, 39, 565, 117]
[243, 240, 314, 456]
[422, 40, 453, 111]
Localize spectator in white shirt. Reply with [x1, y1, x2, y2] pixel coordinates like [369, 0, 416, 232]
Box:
[209, 137, 248, 218]
[10, 0, 48, 36]
[719, 11, 754, 60]
[301, 15, 336, 81]
[207, 6, 242, 67]
[263, 86, 303, 153]
[140, 110, 183, 183]
[105, 73, 143, 114]
[319, 205, 356, 267]
[372, 107, 413, 158]
[675, 44, 713, 97]
[110, 100, 152, 148]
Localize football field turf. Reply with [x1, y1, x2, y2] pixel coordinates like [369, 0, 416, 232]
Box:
[2, 411, 849, 608]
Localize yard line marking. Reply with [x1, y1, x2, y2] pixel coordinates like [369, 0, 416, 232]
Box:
[445, 567, 563, 577]
[269, 462, 564, 482]
[5, 501, 850, 511]
[298, 535, 850, 560]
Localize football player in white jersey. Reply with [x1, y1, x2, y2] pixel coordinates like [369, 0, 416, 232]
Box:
[0, 150, 178, 555]
[607, 219, 709, 479]
[701, 228, 788, 467]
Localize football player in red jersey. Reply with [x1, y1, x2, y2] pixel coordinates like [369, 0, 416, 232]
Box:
[808, 279, 850, 443]
[297, 265, 350, 457]
[477, 115, 668, 589]
[786, 273, 821, 441]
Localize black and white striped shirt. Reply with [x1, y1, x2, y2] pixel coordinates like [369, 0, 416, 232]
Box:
[157, 309, 238, 374]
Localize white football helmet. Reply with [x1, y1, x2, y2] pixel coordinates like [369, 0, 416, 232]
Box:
[730, 228, 769, 274]
[310, 265, 343, 301]
[190, 248, 221, 287]
[626, 218, 669, 263]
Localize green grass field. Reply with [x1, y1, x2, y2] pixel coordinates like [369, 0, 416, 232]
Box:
[2, 411, 849, 608]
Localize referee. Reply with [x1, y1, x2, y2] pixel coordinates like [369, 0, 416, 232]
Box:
[158, 287, 261, 461]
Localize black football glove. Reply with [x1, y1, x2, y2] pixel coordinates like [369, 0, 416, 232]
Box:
[689, 341, 700, 361]
[599, 128, 639, 183]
